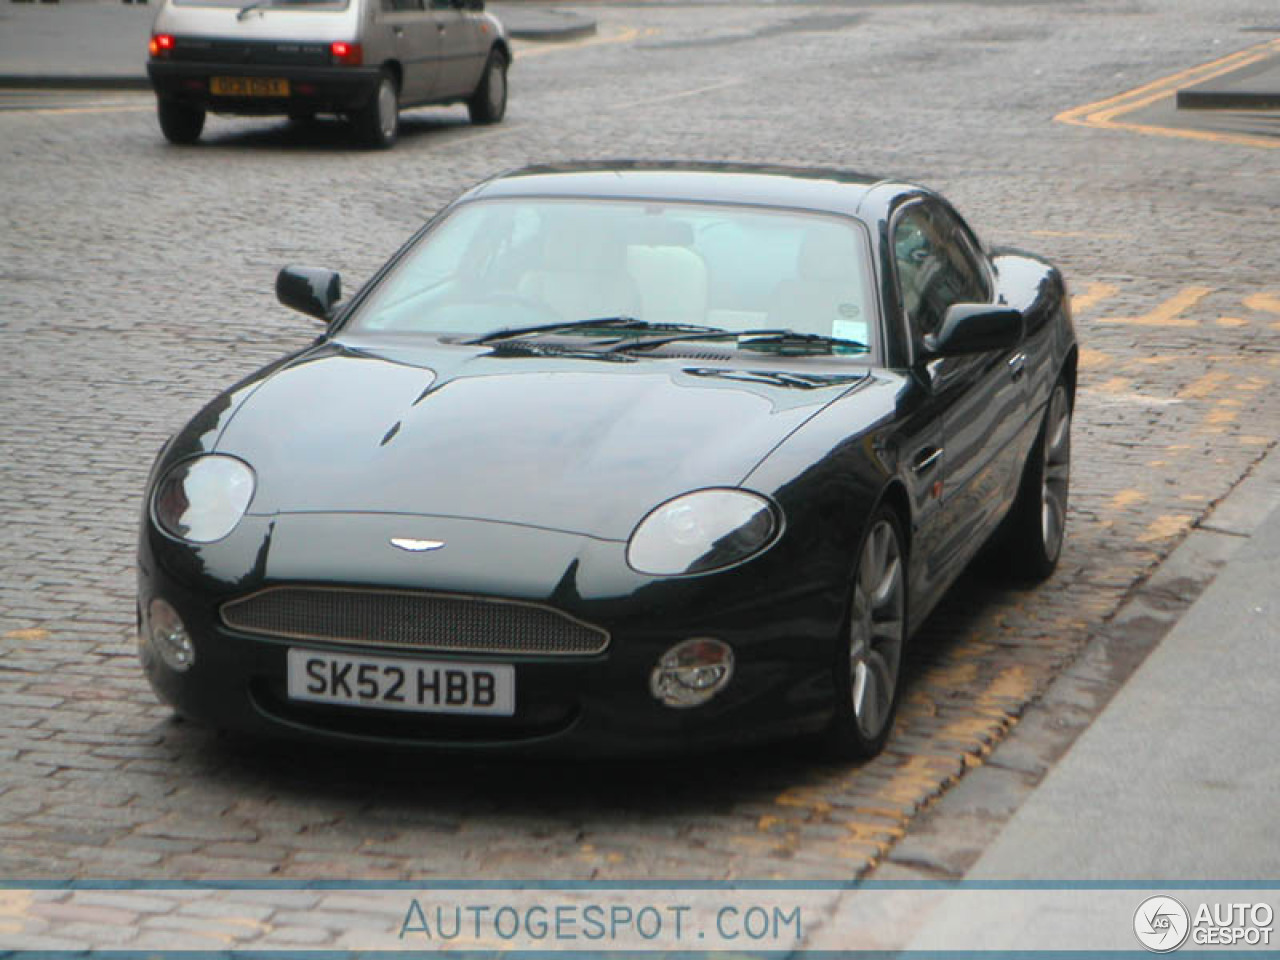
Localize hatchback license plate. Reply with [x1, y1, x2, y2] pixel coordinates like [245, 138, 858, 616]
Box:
[286, 649, 514, 716]
[211, 76, 290, 97]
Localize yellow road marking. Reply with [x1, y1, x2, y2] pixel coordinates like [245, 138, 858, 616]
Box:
[1139, 514, 1194, 543]
[1071, 281, 1118, 314]
[1078, 347, 1110, 370]
[1110, 489, 1147, 510]
[1030, 230, 1131, 239]
[1098, 285, 1213, 327]
[1179, 370, 1232, 399]
[6, 102, 151, 117]
[1244, 292, 1280, 314]
[515, 25, 653, 59]
[1216, 316, 1247, 327]
[4, 628, 49, 641]
[1056, 37, 1280, 149]
[614, 76, 746, 110]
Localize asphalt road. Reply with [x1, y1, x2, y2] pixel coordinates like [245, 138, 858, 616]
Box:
[1, 0, 1279, 899]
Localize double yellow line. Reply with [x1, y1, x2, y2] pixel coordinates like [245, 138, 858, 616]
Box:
[1056, 37, 1280, 149]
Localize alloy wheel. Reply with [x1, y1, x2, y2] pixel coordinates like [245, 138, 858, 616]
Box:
[848, 518, 906, 740]
[1040, 386, 1071, 563]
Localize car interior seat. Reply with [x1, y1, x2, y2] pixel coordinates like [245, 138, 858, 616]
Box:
[517, 222, 642, 323]
[766, 229, 868, 339]
[626, 244, 709, 327]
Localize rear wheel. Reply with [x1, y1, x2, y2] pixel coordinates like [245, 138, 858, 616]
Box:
[467, 50, 508, 124]
[825, 508, 907, 760]
[157, 99, 205, 145]
[353, 71, 398, 149]
[999, 379, 1072, 581]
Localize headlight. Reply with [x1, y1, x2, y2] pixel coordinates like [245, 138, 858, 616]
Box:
[152, 455, 256, 543]
[627, 489, 778, 576]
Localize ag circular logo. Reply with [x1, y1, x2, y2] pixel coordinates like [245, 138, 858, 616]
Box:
[1135, 896, 1191, 952]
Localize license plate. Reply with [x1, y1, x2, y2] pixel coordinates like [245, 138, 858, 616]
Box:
[286, 649, 514, 716]
[211, 76, 290, 97]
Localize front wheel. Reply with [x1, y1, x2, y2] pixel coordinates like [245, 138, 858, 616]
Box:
[157, 99, 205, 145]
[999, 380, 1072, 581]
[825, 508, 908, 760]
[353, 71, 398, 149]
[467, 50, 508, 125]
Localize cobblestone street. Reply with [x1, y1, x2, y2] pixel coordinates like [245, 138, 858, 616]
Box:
[2, 0, 1278, 893]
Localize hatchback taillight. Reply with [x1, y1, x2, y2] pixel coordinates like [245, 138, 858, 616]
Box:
[330, 41, 363, 66]
[149, 33, 175, 58]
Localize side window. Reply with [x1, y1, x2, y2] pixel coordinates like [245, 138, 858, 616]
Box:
[892, 202, 990, 345]
[384, 0, 422, 11]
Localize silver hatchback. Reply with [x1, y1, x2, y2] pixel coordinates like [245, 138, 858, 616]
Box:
[146, 0, 510, 147]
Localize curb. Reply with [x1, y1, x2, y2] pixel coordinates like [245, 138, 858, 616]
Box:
[508, 19, 596, 43]
[1176, 87, 1280, 109]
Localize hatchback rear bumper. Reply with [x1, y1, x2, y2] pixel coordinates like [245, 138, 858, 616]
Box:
[148, 61, 383, 115]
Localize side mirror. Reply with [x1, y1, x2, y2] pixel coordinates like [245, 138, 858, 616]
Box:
[276, 265, 341, 322]
[924, 303, 1023, 358]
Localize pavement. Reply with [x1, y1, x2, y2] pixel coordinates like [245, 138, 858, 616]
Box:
[0, 0, 596, 89]
[881, 447, 1280, 885]
[900, 460, 1280, 947]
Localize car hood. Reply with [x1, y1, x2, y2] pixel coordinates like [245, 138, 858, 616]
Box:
[215, 339, 867, 540]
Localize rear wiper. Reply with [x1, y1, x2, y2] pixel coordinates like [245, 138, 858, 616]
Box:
[236, 0, 268, 19]
[466, 317, 725, 346]
[609, 328, 870, 355]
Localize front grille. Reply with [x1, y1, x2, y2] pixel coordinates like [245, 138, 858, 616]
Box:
[222, 586, 610, 656]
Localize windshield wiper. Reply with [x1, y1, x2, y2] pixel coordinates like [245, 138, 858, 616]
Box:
[236, 0, 267, 18]
[608, 328, 870, 355]
[734, 329, 869, 353]
[466, 317, 725, 346]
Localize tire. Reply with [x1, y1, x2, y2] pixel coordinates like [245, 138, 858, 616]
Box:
[467, 50, 508, 125]
[998, 379, 1072, 581]
[353, 70, 398, 149]
[825, 507, 908, 760]
[157, 99, 205, 145]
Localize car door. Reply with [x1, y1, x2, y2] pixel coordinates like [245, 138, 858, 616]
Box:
[891, 199, 1029, 594]
[429, 0, 487, 98]
[375, 0, 440, 103]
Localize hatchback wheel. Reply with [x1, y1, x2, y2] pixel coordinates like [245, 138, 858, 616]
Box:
[157, 99, 205, 145]
[353, 71, 398, 149]
[467, 50, 508, 125]
[826, 508, 907, 759]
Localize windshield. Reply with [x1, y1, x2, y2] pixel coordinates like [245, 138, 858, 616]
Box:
[348, 198, 878, 353]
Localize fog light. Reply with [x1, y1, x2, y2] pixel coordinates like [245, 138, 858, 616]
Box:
[650, 638, 734, 708]
[145, 597, 195, 672]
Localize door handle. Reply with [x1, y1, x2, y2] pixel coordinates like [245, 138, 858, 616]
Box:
[1008, 352, 1027, 382]
[912, 446, 943, 475]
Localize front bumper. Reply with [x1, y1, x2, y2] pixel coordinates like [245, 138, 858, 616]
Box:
[147, 60, 382, 115]
[137, 511, 848, 756]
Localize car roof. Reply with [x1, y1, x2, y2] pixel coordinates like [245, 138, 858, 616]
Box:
[462, 161, 903, 217]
